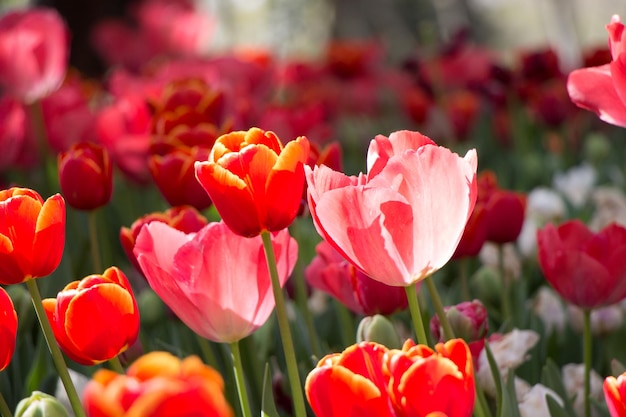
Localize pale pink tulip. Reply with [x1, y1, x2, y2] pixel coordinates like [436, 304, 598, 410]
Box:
[306, 130, 477, 287]
[0, 7, 69, 103]
[134, 221, 297, 343]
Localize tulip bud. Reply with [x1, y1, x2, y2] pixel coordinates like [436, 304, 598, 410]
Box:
[356, 315, 401, 349]
[15, 391, 70, 417]
[431, 300, 488, 344]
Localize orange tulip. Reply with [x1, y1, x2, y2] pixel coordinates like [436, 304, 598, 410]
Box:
[385, 339, 475, 417]
[43, 266, 139, 365]
[305, 338, 475, 417]
[0, 187, 65, 285]
[0, 286, 17, 371]
[83, 351, 234, 417]
[195, 127, 309, 237]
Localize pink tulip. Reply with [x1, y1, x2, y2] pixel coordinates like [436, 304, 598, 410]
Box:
[133, 221, 298, 343]
[567, 15, 626, 127]
[0, 7, 69, 103]
[306, 130, 477, 287]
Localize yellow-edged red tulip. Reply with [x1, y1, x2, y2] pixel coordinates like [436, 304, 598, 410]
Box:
[83, 351, 234, 417]
[195, 127, 309, 237]
[0, 187, 65, 285]
[305, 338, 475, 417]
[43, 266, 139, 365]
[0, 286, 17, 371]
[605, 372, 626, 417]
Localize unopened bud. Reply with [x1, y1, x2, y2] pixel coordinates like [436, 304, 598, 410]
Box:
[15, 391, 70, 417]
[356, 314, 401, 349]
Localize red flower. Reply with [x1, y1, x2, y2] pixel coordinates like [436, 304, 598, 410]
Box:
[95, 96, 152, 183]
[195, 127, 310, 237]
[0, 287, 17, 371]
[134, 221, 297, 343]
[58, 142, 113, 210]
[149, 146, 213, 210]
[604, 372, 626, 417]
[0, 7, 69, 103]
[477, 171, 526, 245]
[567, 15, 626, 127]
[306, 130, 477, 286]
[305, 240, 408, 316]
[537, 220, 626, 309]
[83, 351, 234, 417]
[43, 266, 140, 365]
[120, 205, 208, 275]
[305, 338, 475, 417]
[0, 188, 65, 285]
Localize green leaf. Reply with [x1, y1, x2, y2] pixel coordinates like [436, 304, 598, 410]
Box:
[261, 363, 280, 417]
[546, 395, 568, 417]
[539, 359, 577, 416]
[484, 342, 522, 417]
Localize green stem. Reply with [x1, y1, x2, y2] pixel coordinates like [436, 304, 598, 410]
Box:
[405, 283, 429, 346]
[0, 389, 13, 417]
[87, 210, 102, 273]
[293, 250, 322, 359]
[425, 276, 455, 340]
[230, 341, 253, 417]
[108, 355, 125, 374]
[474, 377, 492, 417]
[334, 299, 355, 348]
[260, 231, 306, 417]
[196, 335, 220, 372]
[25, 279, 86, 417]
[583, 309, 592, 417]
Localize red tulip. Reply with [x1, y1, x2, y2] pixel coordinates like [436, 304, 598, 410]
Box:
[0, 7, 69, 103]
[195, 127, 310, 237]
[0, 188, 65, 285]
[149, 146, 213, 210]
[306, 130, 477, 286]
[42, 266, 140, 365]
[305, 338, 475, 417]
[83, 351, 234, 417]
[537, 220, 626, 309]
[605, 372, 626, 417]
[567, 15, 626, 127]
[0, 286, 17, 371]
[58, 142, 113, 210]
[120, 205, 207, 275]
[478, 171, 526, 244]
[305, 240, 408, 316]
[95, 96, 152, 183]
[133, 220, 297, 342]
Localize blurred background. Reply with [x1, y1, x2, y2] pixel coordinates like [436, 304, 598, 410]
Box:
[0, 0, 624, 77]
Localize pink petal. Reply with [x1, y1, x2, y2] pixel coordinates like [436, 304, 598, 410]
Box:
[567, 65, 626, 127]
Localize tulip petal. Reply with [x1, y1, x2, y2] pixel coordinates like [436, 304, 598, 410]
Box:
[31, 194, 65, 277]
[306, 366, 393, 417]
[567, 65, 626, 128]
[64, 284, 136, 362]
[314, 185, 413, 286]
[370, 146, 477, 281]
